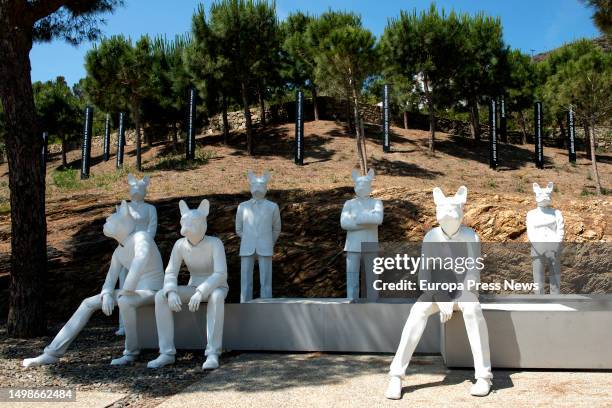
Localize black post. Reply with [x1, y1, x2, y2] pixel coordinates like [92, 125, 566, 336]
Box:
[294, 90, 304, 165]
[80, 106, 93, 179]
[116, 112, 125, 169]
[186, 87, 196, 160]
[499, 95, 507, 143]
[567, 106, 576, 163]
[103, 113, 111, 161]
[383, 84, 390, 152]
[41, 131, 48, 174]
[489, 99, 498, 169]
[534, 101, 544, 169]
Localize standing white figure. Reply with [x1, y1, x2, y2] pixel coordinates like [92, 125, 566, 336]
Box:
[385, 186, 492, 399]
[340, 169, 383, 300]
[236, 170, 281, 303]
[116, 174, 157, 336]
[147, 199, 229, 370]
[23, 200, 164, 367]
[527, 182, 564, 294]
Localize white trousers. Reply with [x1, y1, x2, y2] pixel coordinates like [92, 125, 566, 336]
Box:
[44, 289, 155, 358]
[346, 252, 362, 300]
[532, 254, 561, 294]
[240, 255, 272, 302]
[117, 266, 128, 330]
[155, 286, 228, 356]
[389, 297, 493, 380]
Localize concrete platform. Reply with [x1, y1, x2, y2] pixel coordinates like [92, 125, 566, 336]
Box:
[135, 298, 440, 353]
[442, 295, 612, 369]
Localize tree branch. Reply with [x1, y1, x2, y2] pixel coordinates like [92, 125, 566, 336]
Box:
[26, 0, 67, 23]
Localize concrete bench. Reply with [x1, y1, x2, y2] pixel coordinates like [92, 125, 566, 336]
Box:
[135, 298, 440, 354]
[441, 295, 612, 369]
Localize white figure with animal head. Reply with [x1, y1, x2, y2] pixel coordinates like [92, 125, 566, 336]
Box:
[385, 186, 493, 399]
[340, 168, 384, 300]
[23, 201, 164, 368]
[115, 174, 158, 336]
[236, 170, 282, 303]
[526, 182, 564, 294]
[147, 199, 229, 370]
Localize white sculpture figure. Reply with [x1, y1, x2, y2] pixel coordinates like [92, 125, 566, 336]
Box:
[236, 170, 281, 303]
[148, 199, 229, 370]
[340, 168, 383, 300]
[385, 186, 492, 399]
[23, 201, 164, 367]
[116, 174, 158, 336]
[527, 182, 564, 294]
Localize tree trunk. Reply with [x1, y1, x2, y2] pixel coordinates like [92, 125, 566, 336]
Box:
[258, 84, 266, 127]
[403, 111, 409, 129]
[312, 86, 319, 121]
[221, 93, 229, 145]
[557, 115, 566, 149]
[423, 74, 435, 153]
[61, 139, 67, 167]
[519, 110, 528, 144]
[171, 122, 178, 152]
[345, 96, 354, 133]
[469, 98, 480, 141]
[589, 120, 602, 195]
[241, 81, 254, 155]
[0, 17, 47, 337]
[584, 121, 592, 160]
[133, 102, 142, 172]
[351, 82, 367, 175]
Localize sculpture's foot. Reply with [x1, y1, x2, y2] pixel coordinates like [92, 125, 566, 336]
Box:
[110, 355, 136, 366]
[115, 327, 125, 336]
[470, 378, 492, 397]
[384, 376, 402, 400]
[22, 353, 59, 368]
[202, 354, 219, 370]
[147, 354, 175, 369]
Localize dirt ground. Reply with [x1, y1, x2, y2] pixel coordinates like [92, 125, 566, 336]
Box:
[0, 120, 610, 319]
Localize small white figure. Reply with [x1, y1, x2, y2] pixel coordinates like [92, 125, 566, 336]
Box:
[147, 199, 229, 370]
[340, 168, 383, 300]
[116, 174, 157, 336]
[236, 170, 281, 303]
[527, 182, 564, 294]
[385, 186, 492, 399]
[23, 200, 164, 368]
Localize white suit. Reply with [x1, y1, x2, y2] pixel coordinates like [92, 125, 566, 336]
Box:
[341, 197, 384, 299]
[155, 235, 229, 357]
[236, 198, 281, 302]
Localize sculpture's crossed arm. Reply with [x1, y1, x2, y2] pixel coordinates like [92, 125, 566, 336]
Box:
[340, 202, 360, 231]
[355, 200, 384, 226]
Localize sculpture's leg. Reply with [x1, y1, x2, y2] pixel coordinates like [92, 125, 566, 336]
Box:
[147, 290, 178, 368]
[258, 255, 273, 299]
[531, 256, 546, 294]
[346, 252, 361, 300]
[23, 295, 102, 367]
[362, 251, 379, 302]
[116, 267, 127, 335]
[548, 252, 561, 295]
[203, 287, 228, 370]
[458, 301, 493, 396]
[240, 255, 255, 303]
[111, 290, 155, 366]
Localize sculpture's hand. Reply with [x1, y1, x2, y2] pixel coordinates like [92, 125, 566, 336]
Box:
[188, 291, 203, 312]
[168, 291, 182, 312]
[102, 293, 115, 316]
[437, 301, 454, 323]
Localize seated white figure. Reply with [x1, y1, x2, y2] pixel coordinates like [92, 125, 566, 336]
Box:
[236, 170, 281, 303]
[147, 199, 229, 370]
[527, 182, 564, 294]
[385, 186, 492, 399]
[23, 200, 164, 367]
[116, 174, 158, 336]
[340, 168, 383, 300]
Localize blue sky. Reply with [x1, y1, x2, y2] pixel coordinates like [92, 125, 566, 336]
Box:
[31, 0, 601, 85]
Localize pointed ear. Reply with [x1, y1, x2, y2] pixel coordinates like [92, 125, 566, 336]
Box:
[351, 169, 360, 182]
[546, 181, 554, 191]
[119, 200, 130, 217]
[532, 183, 541, 193]
[455, 186, 467, 204]
[198, 199, 210, 217]
[247, 170, 255, 184]
[179, 200, 190, 217]
[433, 187, 445, 206]
[262, 170, 271, 183]
[366, 168, 375, 180]
[127, 173, 136, 186]
[142, 175, 150, 187]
